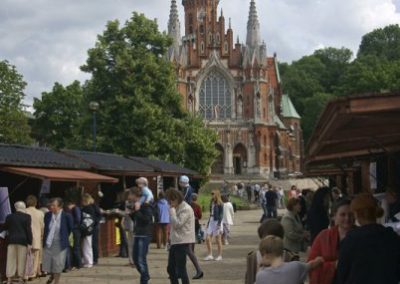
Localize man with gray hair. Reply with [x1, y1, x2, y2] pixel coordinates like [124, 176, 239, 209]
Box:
[178, 176, 194, 205]
[4, 201, 33, 284]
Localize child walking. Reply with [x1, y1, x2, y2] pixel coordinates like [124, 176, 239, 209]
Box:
[256, 235, 323, 284]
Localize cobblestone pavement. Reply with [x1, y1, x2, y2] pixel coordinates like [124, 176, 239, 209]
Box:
[32, 208, 263, 284]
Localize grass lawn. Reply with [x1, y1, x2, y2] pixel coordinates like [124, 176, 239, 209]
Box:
[197, 193, 250, 212]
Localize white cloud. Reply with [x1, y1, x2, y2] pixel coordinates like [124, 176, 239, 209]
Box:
[0, 0, 399, 106]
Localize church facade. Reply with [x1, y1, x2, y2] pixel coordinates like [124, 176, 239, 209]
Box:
[166, 0, 302, 178]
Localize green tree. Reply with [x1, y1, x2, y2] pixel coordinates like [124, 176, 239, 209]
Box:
[80, 12, 217, 176]
[302, 93, 336, 141]
[0, 60, 32, 144]
[32, 81, 84, 149]
[358, 24, 400, 60]
[313, 47, 353, 93]
[281, 55, 326, 115]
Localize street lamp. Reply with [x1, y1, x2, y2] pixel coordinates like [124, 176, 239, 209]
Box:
[89, 101, 99, 152]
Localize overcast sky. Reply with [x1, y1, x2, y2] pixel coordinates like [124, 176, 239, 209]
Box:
[1, 0, 400, 106]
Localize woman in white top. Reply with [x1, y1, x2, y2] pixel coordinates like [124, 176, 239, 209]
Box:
[222, 195, 234, 245]
[165, 188, 195, 284]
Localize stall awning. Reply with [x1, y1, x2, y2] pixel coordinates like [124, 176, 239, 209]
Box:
[306, 93, 400, 167]
[1, 167, 118, 183]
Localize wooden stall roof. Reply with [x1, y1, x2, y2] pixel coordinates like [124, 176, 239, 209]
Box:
[0, 144, 90, 169]
[1, 167, 118, 183]
[130, 156, 200, 178]
[63, 150, 155, 175]
[306, 93, 400, 171]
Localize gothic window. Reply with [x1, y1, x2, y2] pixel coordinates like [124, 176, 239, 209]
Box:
[224, 41, 228, 53]
[200, 25, 204, 34]
[201, 41, 205, 53]
[216, 33, 220, 44]
[199, 70, 232, 120]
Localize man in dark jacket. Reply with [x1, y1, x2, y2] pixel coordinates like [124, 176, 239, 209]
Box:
[265, 188, 278, 218]
[128, 187, 154, 284]
[66, 201, 82, 269]
[179, 176, 194, 205]
[4, 201, 33, 283]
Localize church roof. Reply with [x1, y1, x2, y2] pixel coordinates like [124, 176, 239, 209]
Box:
[281, 94, 301, 119]
[274, 114, 286, 129]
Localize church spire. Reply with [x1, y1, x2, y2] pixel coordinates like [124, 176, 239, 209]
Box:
[167, 0, 181, 60]
[246, 0, 261, 47]
[168, 0, 181, 46]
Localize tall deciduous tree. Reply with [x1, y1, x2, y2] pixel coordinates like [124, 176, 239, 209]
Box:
[80, 13, 217, 176]
[33, 81, 84, 149]
[358, 24, 400, 61]
[0, 60, 32, 144]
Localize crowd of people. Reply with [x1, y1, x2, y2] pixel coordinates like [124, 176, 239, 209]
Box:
[0, 193, 101, 284]
[2, 178, 400, 284]
[0, 175, 237, 284]
[245, 185, 400, 284]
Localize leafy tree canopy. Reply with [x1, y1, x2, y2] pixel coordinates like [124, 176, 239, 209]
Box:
[78, 12, 217, 176]
[32, 81, 84, 149]
[0, 60, 32, 144]
[358, 24, 400, 61]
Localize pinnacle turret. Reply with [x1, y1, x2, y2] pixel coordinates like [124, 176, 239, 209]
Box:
[246, 0, 261, 47]
[167, 0, 181, 61]
[168, 0, 181, 45]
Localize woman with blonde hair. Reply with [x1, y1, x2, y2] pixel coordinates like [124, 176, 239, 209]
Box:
[204, 190, 224, 261]
[81, 194, 96, 268]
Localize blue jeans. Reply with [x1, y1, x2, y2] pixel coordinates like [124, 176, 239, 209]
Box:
[133, 236, 150, 284]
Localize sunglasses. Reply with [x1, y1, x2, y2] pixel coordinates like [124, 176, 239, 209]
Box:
[211, 193, 215, 196]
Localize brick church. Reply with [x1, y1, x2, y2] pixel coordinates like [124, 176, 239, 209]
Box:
[166, 0, 302, 178]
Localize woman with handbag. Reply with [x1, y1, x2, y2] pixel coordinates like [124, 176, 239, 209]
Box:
[81, 194, 96, 269]
[204, 190, 224, 261]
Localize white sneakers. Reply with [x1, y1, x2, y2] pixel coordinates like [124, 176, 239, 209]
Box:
[204, 255, 223, 261]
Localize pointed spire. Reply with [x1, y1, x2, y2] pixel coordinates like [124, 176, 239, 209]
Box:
[167, 0, 181, 61]
[246, 0, 261, 47]
[168, 0, 180, 39]
[229, 18, 232, 29]
[220, 9, 224, 18]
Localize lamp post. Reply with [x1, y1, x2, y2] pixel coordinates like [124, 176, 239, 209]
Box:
[89, 101, 99, 152]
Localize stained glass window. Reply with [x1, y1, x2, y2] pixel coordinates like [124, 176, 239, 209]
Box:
[199, 70, 232, 120]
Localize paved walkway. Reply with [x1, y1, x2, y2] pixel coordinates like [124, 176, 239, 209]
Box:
[33, 208, 262, 284]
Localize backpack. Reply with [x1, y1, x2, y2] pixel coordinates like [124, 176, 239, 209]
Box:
[80, 212, 95, 236]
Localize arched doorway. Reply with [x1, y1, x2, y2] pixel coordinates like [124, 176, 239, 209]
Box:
[212, 144, 224, 174]
[233, 143, 247, 175]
